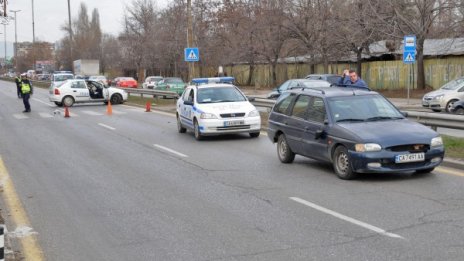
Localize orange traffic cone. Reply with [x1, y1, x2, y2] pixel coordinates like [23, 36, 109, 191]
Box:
[107, 100, 112, 115]
[64, 106, 70, 118]
[145, 101, 151, 112]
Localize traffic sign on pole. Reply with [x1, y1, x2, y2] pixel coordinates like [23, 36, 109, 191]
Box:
[403, 35, 416, 64]
[184, 48, 199, 62]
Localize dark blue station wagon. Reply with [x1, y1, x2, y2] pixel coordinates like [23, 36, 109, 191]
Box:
[267, 87, 445, 179]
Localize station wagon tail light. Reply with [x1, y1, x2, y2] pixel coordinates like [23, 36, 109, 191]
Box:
[431, 136, 443, 147]
[54, 89, 60, 95]
[200, 112, 217, 119]
[355, 143, 381, 152]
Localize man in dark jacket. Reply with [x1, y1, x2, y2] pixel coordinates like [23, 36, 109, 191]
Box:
[15, 74, 22, 98]
[338, 69, 368, 89]
[20, 74, 33, 112]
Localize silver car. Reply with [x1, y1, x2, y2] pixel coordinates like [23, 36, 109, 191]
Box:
[422, 77, 464, 112]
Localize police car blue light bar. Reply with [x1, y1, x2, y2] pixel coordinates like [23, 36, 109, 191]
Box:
[191, 77, 235, 85]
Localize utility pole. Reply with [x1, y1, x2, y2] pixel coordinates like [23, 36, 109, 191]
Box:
[10, 10, 20, 72]
[187, 0, 194, 81]
[67, 0, 73, 61]
[31, 0, 36, 70]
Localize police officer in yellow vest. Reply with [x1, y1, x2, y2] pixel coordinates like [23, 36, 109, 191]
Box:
[20, 73, 33, 112]
[15, 74, 22, 98]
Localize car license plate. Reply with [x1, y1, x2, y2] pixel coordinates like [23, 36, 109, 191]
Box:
[395, 153, 425, 163]
[224, 120, 244, 127]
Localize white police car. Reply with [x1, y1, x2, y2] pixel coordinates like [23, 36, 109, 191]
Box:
[49, 79, 128, 107]
[176, 77, 261, 140]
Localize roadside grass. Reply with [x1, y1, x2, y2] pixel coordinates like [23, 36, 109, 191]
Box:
[127, 95, 177, 108]
[442, 135, 464, 159]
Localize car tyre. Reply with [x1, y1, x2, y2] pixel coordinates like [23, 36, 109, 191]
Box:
[177, 114, 186, 133]
[54, 102, 63, 107]
[194, 119, 203, 140]
[446, 100, 458, 113]
[277, 134, 295, 163]
[110, 94, 123, 104]
[333, 146, 356, 180]
[415, 167, 435, 174]
[62, 96, 75, 107]
[249, 132, 260, 138]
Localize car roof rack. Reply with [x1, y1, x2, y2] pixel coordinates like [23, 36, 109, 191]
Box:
[290, 86, 326, 94]
[333, 84, 371, 91]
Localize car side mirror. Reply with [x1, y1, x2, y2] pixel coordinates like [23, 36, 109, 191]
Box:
[248, 97, 256, 102]
[401, 111, 408, 117]
[184, 100, 194, 106]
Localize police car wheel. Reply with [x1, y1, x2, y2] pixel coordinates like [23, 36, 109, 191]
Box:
[177, 114, 186, 133]
[111, 94, 122, 104]
[249, 132, 260, 138]
[62, 96, 75, 107]
[194, 119, 203, 140]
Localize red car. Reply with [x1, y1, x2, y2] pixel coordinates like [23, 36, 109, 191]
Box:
[116, 77, 138, 88]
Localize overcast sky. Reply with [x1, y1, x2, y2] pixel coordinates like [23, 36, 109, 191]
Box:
[5, 0, 168, 43]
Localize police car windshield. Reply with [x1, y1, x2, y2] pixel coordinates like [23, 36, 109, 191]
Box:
[197, 87, 247, 104]
[54, 74, 74, 82]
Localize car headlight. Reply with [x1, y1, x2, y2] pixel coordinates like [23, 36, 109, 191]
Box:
[355, 143, 381, 152]
[248, 110, 260, 117]
[200, 112, 217, 119]
[433, 95, 444, 100]
[431, 136, 443, 147]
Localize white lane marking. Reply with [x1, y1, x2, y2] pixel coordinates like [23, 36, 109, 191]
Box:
[98, 123, 116, 130]
[32, 98, 55, 107]
[111, 109, 126, 115]
[38, 112, 53, 118]
[82, 110, 104, 116]
[289, 197, 404, 239]
[13, 114, 28, 119]
[154, 144, 188, 158]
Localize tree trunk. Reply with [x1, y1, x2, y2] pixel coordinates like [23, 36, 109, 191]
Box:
[356, 50, 362, 78]
[416, 39, 425, 89]
[271, 61, 277, 86]
[247, 63, 254, 86]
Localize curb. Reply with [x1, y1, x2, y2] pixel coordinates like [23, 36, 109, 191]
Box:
[442, 158, 464, 170]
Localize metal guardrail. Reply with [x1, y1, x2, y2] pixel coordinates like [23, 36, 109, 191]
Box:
[249, 97, 464, 131]
[115, 87, 179, 99]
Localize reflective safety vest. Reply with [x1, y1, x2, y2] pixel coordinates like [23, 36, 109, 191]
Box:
[21, 83, 31, 94]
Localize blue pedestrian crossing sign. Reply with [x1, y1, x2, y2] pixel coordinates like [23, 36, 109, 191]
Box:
[184, 48, 200, 62]
[403, 51, 415, 64]
[403, 35, 416, 64]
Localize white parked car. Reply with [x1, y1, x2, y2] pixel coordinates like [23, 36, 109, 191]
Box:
[142, 76, 163, 89]
[89, 75, 108, 86]
[51, 73, 74, 87]
[422, 77, 464, 112]
[176, 77, 261, 140]
[49, 79, 128, 107]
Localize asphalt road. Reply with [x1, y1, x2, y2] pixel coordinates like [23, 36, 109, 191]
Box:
[1, 81, 464, 261]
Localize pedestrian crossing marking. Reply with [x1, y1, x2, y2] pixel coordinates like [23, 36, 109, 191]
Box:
[13, 114, 28, 119]
[38, 112, 54, 118]
[188, 50, 198, 60]
[82, 111, 104, 116]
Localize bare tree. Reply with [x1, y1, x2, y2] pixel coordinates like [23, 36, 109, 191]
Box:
[368, 0, 464, 89]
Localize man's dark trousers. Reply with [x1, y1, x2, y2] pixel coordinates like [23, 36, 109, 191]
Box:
[22, 93, 31, 112]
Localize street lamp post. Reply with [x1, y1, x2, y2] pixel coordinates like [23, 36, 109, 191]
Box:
[31, 0, 36, 70]
[10, 10, 20, 72]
